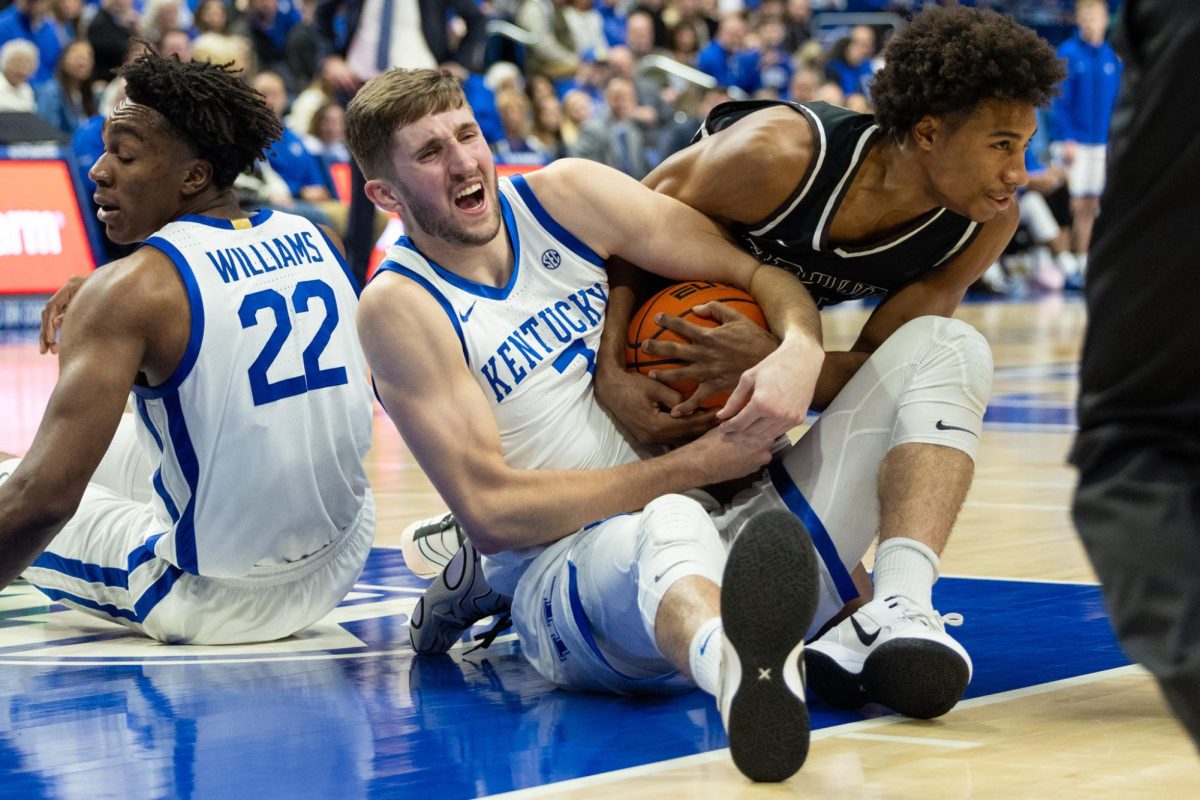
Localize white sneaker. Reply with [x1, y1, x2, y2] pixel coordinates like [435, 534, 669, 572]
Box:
[717, 510, 818, 782]
[805, 594, 972, 719]
[400, 512, 464, 579]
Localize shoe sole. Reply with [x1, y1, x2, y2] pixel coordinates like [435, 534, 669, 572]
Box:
[863, 639, 971, 719]
[722, 509, 819, 782]
[804, 648, 869, 709]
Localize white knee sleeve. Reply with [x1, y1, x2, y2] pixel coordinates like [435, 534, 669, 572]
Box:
[633, 493, 727, 644]
[886, 316, 993, 462]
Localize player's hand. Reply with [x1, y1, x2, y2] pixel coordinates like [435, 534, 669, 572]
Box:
[39, 275, 87, 355]
[593, 360, 718, 444]
[717, 333, 822, 441]
[640, 301, 779, 417]
[689, 418, 777, 485]
[321, 56, 362, 95]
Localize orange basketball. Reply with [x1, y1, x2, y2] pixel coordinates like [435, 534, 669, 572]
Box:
[626, 281, 767, 409]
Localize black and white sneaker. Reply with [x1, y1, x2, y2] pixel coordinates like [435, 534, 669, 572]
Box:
[718, 509, 819, 782]
[400, 512, 464, 579]
[409, 538, 511, 654]
[805, 594, 971, 719]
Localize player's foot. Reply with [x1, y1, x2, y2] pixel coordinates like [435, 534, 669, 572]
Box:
[718, 509, 819, 782]
[805, 594, 971, 719]
[401, 512, 464, 579]
[409, 538, 511, 654]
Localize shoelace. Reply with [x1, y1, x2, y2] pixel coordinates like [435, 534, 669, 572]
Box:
[883, 594, 965, 632]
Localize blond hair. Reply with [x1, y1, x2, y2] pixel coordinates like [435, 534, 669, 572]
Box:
[345, 68, 468, 180]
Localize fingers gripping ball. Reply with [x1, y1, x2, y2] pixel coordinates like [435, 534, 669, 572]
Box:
[626, 281, 766, 409]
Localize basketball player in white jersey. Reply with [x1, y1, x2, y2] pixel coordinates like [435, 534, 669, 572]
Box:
[0, 53, 375, 645]
[347, 68, 828, 782]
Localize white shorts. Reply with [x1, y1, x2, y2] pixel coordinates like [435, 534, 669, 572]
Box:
[1020, 191, 1062, 244]
[1054, 142, 1107, 198]
[509, 316, 992, 694]
[7, 414, 375, 644]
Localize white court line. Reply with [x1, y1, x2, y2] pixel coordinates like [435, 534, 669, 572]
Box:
[963, 500, 1069, 512]
[835, 732, 981, 750]
[481, 665, 1144, 799]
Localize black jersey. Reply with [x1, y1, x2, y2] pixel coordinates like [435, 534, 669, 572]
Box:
[694, 100, 981, 308]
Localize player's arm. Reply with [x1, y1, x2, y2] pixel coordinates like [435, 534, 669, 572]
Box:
[358, 273, 777, 555]
[0, 257, 162, 589]
[527, 157, 823, 441]
[592, 111, 815, 441]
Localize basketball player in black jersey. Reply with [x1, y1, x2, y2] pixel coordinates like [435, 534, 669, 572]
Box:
[593, 7, 1065, 718]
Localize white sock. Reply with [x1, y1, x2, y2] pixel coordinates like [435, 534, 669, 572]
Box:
[688, 617, 724, 697]
[872, 537, 940, 609]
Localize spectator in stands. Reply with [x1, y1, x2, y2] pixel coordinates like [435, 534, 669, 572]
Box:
[87, 0, 137, 84]
[564, 0, 608, 59]
[751, 13, 792, 98]
[493, 88, 553, 166]
[625, 8, 660, 62]
[191, 31, 254, 73]
[284, 0, 322, 93]
[666, 18, 700, 66]
[0, 38, 38, 111]
[532, 94, 570, 159]
[34, 38, 95, 133]
[1016, 146, 1073, 292]
[158, 28, 193, 61]
[782, 0, 811, 52]
[303, 99, 351, 172]
[607, 44, 665, 134]
[1050, 0, 1120, 287]
[574, 75, 650, 177]
[243, 0, 302, 91]
[193, 0, 231, 35]
[516, 0, 581, 83]
[559, 86, 592, 148]
[787, 64, 819, 102]
[251, 69, 348, 233]
[825, 24, 876, 98]
[813, 76, 843, 105]
[0, 0, 62, 85]
[696, 13, 758, 95]
[50, 0, 86, 46]
[313, 0, 489, 283]
[656, 83, 728, 159]
[142, 0, 185, 50]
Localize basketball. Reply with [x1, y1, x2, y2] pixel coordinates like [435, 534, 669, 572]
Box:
[626, 281, 767, 409]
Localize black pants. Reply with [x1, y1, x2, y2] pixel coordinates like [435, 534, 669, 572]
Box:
[1072, 0, 1200, 749]
[345, 155, 376, 288]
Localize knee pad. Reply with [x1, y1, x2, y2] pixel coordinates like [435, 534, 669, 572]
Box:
[888, 316, 993, 460]
[632, 494, 726, 641]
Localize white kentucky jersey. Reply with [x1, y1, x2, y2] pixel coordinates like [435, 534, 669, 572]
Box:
[376, 174, 640, 473]
[133, 209, 373, 578]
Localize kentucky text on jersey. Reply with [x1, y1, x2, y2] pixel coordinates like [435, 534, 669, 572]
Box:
[480, 282, 607, 403]
[204, 231, 326, 283]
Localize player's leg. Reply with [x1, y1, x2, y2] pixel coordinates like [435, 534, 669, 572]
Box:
[1075, 436, 1200, 748]
[510, 495, 818, 781]
[722, 315, 990, 718]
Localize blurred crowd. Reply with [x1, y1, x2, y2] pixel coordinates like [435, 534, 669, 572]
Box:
[0, 0, 1119, 291]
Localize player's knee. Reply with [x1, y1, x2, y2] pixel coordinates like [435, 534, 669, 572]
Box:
[633, 494, 725, 603]
[889, 316, 993, 408]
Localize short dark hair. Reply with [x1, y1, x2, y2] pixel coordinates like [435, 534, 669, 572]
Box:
[345, 68, 467, 181]
[119, 52, 282, 189]
[870, 7, 1065, 142]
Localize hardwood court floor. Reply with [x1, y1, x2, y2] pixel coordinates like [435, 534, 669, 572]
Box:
[1, 297, 1198, 799]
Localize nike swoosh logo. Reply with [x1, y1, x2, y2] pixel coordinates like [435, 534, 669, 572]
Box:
[698, 627, 718, 656]
[850, 616, 880, 646]
[459, 302, 477, 323]
[935, 419, 978, 437]
[654, 560, 690, 583]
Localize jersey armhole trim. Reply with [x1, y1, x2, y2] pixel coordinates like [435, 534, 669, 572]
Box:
[132, 237, 206, 399]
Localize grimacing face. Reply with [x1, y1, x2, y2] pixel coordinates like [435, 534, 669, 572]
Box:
[386, 106, 502, 249]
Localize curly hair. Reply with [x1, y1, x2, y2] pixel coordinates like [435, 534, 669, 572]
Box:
[871, 7, 1065, 142]
[119, 52, 282, 189]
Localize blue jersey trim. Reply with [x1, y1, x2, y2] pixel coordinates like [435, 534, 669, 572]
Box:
[391, 191, 521, 300]
[134, 398, 180, 521]
[35, 587, 137, 623]
[372, 262, 470, 367]
[567, 560, 679, 684]
[133, 566, 184, 620]
[133, 237, 205, 400]
[313, 224, 361, 297]
[176, 209, 274, 229]
[126, 532, 167, 574]
[29, 552, 130, 589]
[509, 175, 605, 268]
[768, 460, 859, 603]
[134, 396, 164, 451]
[163, 391, 201, 574]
